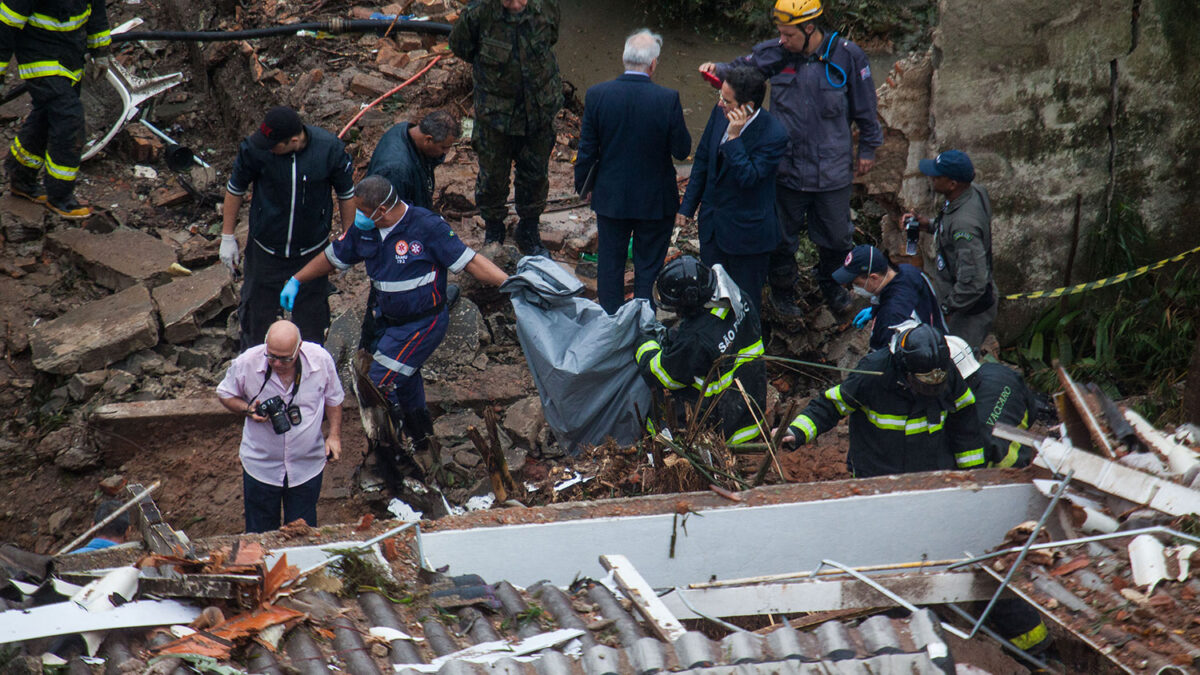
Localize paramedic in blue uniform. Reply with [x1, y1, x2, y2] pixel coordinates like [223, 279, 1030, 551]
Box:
[282, 176, 508, 466]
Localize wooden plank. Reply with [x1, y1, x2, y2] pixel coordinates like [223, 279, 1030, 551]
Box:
[1056, 366, 1115, 458]
[599, 554, 686, 642]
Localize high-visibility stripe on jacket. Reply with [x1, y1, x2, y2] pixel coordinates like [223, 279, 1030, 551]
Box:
[788, 348, 989, 478]
[0, 0, 109, 81]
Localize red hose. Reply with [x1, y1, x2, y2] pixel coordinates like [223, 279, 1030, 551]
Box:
[338, 54, 443, 139]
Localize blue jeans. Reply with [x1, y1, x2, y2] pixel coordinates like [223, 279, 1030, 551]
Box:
[242, 469, 323, 533]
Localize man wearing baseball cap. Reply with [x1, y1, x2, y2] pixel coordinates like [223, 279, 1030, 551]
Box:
[901, 150, 996, 352]
[220, 106, 357, 350]
[833, 244, 945, 351]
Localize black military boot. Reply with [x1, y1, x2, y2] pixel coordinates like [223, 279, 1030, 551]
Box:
[515, 218, 549, 257]
[769, 285, 805, 319]
[404, 407, 436, 455]
[816, 247, 853, 315]
[483, 220, 506, 245]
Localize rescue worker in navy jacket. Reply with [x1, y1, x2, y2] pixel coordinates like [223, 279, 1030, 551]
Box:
[220, 106, 357, 350]
[700, 0, 882, 317]
[1, 0, 110, 218]
[782, 323, 989, 477]
[636, 256, 768, 445]
[283, 176, 509, 489]
[367, 110, 459, 210]
[833, 244, 946, 352]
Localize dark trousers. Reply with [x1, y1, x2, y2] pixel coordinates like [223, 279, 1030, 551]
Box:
[240, 242, 331, 350]
[472, 120, 555, 224]
[596, 215, 672, 314]
[367, 313, 449, 412]
[769, 184, 853, 299]
[243, 469, 323, 533]
[700, 244, 768, 317]
[4, 75, 84, 202]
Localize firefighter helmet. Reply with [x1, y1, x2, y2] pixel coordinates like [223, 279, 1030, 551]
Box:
[773, 0, 822, 25]
[945, 334, 981, 379]
[654, 255, 716, 315]
[891, 323, 951, 396]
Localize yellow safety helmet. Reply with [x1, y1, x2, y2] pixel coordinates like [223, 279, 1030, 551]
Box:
[773, 0, 822, 25]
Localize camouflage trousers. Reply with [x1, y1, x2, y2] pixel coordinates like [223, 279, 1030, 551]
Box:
[472, 120, 555, 224]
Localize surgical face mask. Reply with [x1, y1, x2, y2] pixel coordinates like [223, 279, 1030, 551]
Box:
[353, 210, 376, 230]
[851, 284, 874, 299]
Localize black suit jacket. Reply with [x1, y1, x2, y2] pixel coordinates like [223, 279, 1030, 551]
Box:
[575, 73, 691, 220]
[678, 105, 788, 255]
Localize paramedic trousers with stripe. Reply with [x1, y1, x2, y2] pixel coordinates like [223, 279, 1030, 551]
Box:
[5, 75, 84, 203]
[366, 310, 449, 413]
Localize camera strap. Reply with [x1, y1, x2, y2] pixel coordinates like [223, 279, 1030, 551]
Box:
[251, 354, 303, 408]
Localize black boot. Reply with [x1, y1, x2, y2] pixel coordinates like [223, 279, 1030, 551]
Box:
[816, 247, 853, 315]
[404, 407, 436, 455]
[446, 283, 461, 309]
[483, 220, 506, 245]
[769, 285, 805, 318]
[515, 219, 549, 257]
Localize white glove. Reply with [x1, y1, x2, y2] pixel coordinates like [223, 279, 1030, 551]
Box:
[219, 234, 240, 274]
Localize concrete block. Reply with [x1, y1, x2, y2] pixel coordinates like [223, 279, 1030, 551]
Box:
[30, 285, 160, 375]
[151, 264, 236, 343]
[68, 370, 108, 401]
[2, 194, 46, 242]
[46, 228, 178, 291]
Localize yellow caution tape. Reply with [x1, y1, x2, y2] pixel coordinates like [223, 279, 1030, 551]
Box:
[1003, 244, 1200, 301]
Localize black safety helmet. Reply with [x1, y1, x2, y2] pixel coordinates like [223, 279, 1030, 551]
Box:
[654, 256, 716, 315]
[890, 323, 951, 397]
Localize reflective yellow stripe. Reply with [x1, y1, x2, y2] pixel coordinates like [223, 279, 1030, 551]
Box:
[0, 3, 27, 28]
[992, 411, 1030, 469]
[728, 423, 762, 445]
[955, 448, 986, 468]
[17, 61, 84, 81]
[636, 340, 660, 362]
[857, 406, 945, 436]
[1009, 622, 1048, 650]
[954, 389, 976, 410]
[44, 155, 79, 181]
[697, 339, 764, 396]
[87, 30, 111, 48]
[27, 8, 91, 31]
[10, 137, 43, 169]
[789, 414, 817, 443]
[649, 352, 687, 390]
[710, 306, 729, 319]
[826, 385, 852, 415]
[0, 59, 7, 76]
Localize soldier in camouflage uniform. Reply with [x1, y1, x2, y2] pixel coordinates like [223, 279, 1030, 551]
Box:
[449, 0, 561, 256]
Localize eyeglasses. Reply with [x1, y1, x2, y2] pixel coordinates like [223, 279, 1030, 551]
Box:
[266, 353, 296, 363]
[717, 91, 736, 106]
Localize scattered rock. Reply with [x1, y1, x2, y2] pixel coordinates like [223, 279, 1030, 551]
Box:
[103, 370, 137, 397]
[502, 396, 544, 450]
[1, 194, 45, 242]
[45, 227, 178, 291]
[175, 346, 214, 370]
[454, 449, 481, 468]
[30, 284, 160, 375]
[425, 298, 485, 370]
[35, 428, 74, 462]
[56, 432, 102, 471]
[47, 507, 73, 535]
[433, 410, 483, 446]
[349, 72, 395, 98]
[99, 474, 127, 496]
[152, 264, 237, 343]
[68, 370, 108, 401]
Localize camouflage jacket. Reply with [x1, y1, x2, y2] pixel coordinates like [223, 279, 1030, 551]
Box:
[449, 0, 561, 134]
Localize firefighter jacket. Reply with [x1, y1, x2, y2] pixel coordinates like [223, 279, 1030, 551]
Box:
[0, 0, 110, 81]
[226, 125, 355, 260]
[968, 362, 1037, 469]
[636, 297, 766, 444]
[715, 32, 882, 193]
[788, 348, 989, 478]
[449, 0, 562, 135]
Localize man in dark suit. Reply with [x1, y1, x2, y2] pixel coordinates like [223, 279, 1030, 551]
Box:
[677, 66, 788, 315]
[575, 29, 691, 314]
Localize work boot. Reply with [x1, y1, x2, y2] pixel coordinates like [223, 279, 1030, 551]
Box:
[824, 285, 853, 316]
[46, 195, 91, 220]
[404, 407, 436, 455]
[483, 220, 506, 245]
[10, 178, 46, 204]
[515, 219, 549, 257]
[769, 286, 805, 319]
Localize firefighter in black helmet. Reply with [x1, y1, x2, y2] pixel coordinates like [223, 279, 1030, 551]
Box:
[782, 323, 990, 477]
[636, 256, 768, 445]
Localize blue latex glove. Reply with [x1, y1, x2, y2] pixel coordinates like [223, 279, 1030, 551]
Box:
[280, 277, 300, 312]
[853, 306, 875, 329]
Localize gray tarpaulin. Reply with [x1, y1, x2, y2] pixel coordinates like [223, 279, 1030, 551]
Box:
[500, 256, 657, 454]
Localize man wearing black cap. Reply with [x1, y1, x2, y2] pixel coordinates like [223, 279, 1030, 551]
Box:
[220, 106, 356, 350]
[902, 150, 996, 352]
[833, 244, 945, 351]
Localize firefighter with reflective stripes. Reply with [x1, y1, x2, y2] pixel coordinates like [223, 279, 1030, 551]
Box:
[782, 323, 990, 477]
[947, 334, 1039, 468]
[0, 0, 109, 218]
[636, 256, 768, 445]
[284, 176, 508, 491]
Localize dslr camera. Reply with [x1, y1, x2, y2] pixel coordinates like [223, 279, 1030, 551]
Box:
[903, 215, 921, 256]
[255, 396, 302, 435]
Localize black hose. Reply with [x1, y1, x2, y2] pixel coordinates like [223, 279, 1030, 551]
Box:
[111, 19, 452, 43]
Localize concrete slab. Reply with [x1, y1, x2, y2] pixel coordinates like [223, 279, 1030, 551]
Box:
[30, 285, 160, 375]
[425, 363, 534, 408]
[91, 398, 237, 424]
[151, 264, 237, 343]
[46, 227, 178, 291]
[419, 481, 1049, 589]
[1, 193, 47, 243]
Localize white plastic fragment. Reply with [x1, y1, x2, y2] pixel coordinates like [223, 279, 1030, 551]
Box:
[1128, 535, 1168, 593]
[387, 498, 424, 522]
[133, 165, 158, 180]
[369, 626, 425, 642]
[464, 493, 495, 511]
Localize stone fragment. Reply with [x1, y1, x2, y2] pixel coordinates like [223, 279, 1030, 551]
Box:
[433, 410, 483, 446]
[425, 298, 484, 370]
[426, 363, 534, 409]
[152, 264, 237, 343]
[151, 186, 191, 208]
[56, 432, 101, 471]
[349, 72, 395, 98]
[31, 285, 159, 375]
[68, 370, 108, 401]
[45, 228, 178, 290]
[35, 428, 73, 462]
[175, 347, 213, 370]
[124, 350, 179, 377]
[2, 194, 46, 242]
[503, 396, 544, 450]
[102, 370, 137, 397]
[454, 449, 481, 468]
[47, 507, 73, 535]
[396, 36, 422, 52]
[99, 474, 127, 496]
[376, 41, 411, 70]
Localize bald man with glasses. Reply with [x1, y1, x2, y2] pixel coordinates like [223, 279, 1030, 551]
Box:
[217, 320, 344, 533]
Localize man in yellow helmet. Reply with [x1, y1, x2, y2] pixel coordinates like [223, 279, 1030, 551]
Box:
[700, 0, 882, 319]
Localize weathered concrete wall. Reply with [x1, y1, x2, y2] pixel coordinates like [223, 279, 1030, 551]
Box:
[881, 0, 1200, 341]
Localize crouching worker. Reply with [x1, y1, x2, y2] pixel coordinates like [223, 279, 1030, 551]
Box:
[283, 175, 509, 490]
[946, 334, 1040, 468]
[780, 323, 989, 477]
[635, 256, 768, 445]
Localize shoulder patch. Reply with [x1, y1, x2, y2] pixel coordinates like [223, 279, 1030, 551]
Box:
[953, 232, 974, 241]
[859, 65, 871, 80]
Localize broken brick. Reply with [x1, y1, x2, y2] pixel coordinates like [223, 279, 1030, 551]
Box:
[376, 42, 411, 70]
[349, 72, 395, 98]
[151, 187, 191, 208]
